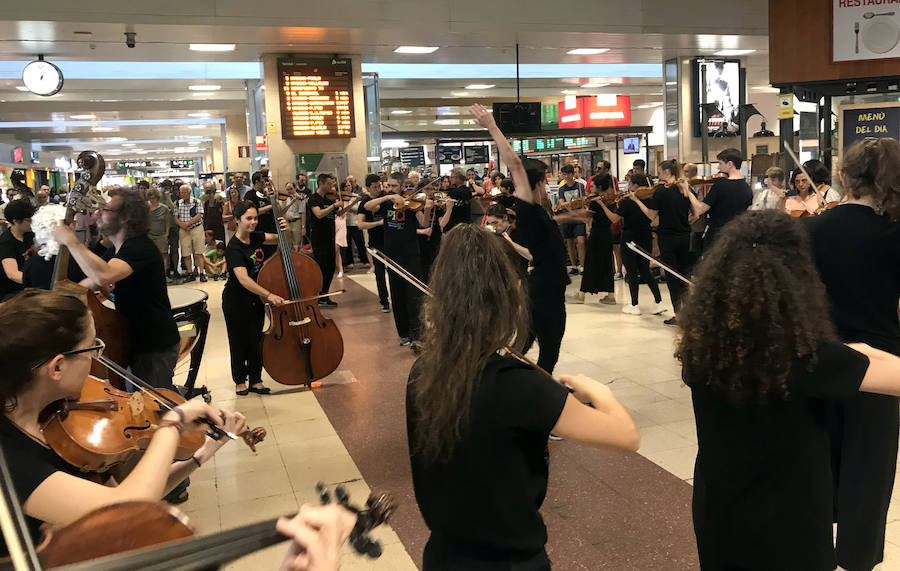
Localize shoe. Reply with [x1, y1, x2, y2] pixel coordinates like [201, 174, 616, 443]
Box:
[614, 272, 623, 280]
[236, 388, 250, 396]
[337, 272, 344, 278]
[367, 267, 375, 274]
[622, 304, 641, 315]
[578, 266, 584, 274]
[568, 267, 579, 275]
[381, 305, 390, 313]
[183, 274, 196, 283]
[164, 488, 190, 505]
[566, 294, 585, 304]
[599, 295, 616, 305]
[318, 300, 338, 308]
[650, 301, 667, 315]
[248, 384, 271, 395]
[664, 316, 678, 326]
[199, 273, 208, 283]
[166, 277, 177, 285]
[399, 337, 411, 346]
[549, 434, 564, 441]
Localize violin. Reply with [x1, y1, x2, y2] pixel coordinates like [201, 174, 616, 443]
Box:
[34, 484, 394, 569]
[687, 173, 727, 186]
[394, 190, 430, 212]
[257, 186, 344, 386]
[38, 357, 267, 473]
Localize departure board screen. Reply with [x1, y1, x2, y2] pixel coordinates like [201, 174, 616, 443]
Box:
[277, 58, 355, 139]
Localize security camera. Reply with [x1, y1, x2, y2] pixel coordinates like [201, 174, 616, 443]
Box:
[125, 32, 136, 48]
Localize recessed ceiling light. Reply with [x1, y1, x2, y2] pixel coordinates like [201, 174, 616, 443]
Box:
[108, 137, 127, 142]
[394, 46, 439, 54]
[70, 114, 96, 120]
[390, 110, 413, 115]
[581, 82, 610, 88]
[714, 49, 756, 56]
[15, 86, 29, 91]
[188, 112, 211, 118]
[122, 143, 137, 147]
[434, 119, 460, 125]
[567, 48, 610, 55]
[91, 126, 114, 132]
[187, 125, 206, 129]
[465, 84, 495, 90]
[189, 43, 236, 52]
[188, 85, 221, 91]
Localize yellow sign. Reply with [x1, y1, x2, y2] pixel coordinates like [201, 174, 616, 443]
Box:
[267, 122, 278, 134]
[778, 95, 793, 120]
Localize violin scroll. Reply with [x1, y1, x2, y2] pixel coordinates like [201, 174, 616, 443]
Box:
[315, 482, 396, 559]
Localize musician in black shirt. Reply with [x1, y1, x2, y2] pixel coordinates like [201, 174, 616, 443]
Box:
[472, 105, 569, 373]
[358, 174, 390, 312]
[0, 199, 34, 301]
[443, 168, 472, 234]
[685, 148, 752, 247]
[307, 173, 343, 308]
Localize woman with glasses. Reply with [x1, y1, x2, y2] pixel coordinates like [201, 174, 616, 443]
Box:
[0, 289, 247, 548]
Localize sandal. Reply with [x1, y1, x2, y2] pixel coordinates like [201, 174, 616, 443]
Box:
[164, 488, 190, 505]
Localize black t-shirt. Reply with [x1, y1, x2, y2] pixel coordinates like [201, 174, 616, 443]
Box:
[378, 200, 420, 260]
[648, 184, 691, 237]
[306, 193, 336, 243]
[805, 205, 900, 353]
[616, 198, 652, 243]
[687, 341, 869, 570]
[407, 356, 569, 561]
[104, 236, 178, 353]
[361, 196, 385, 248]
[243, 188, 277, 233]
[703, 178, 752, 234]
[587, 200, 612, 232]
[0, 418, 108, 548]
[510, 198, 569, 300]
[445, 186, 473, 233]
[22, 255, 86, 290]
[0, 231, 33, 300]
[496, 194, 516, 210]
[224, 231, 267, 301]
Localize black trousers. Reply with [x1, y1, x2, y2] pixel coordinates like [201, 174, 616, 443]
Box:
[343, 225, 366, 265]
[830, 392, 900, 570]
[522, 292, 566, 374]
[311, 233, 336, 297]
[222, 289, 265, 385]
[658, 233, 691, 314]
[621, 235, 662, 306]
[387, 255, 424, 340]
[373, 257, 389, 307]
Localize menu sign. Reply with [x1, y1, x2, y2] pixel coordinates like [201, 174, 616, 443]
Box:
[399, 146, 425, 167]
[277, 58, 355, 139]
[464, 145, 489, 164]
[437, 144, 462, 163]
[841, 105, 900, 151]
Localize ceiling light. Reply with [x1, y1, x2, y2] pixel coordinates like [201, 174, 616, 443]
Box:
[465, 84, 494, 90]
[187, 125, 206, 129]
[394, 46, 439, 54]
[561, 89, 578, 95]
[390, 110, 413, 115]
[189, 43, 236, 52]
[714, 49, 756, 56]
[381, 140, 409, 148]
[567, 48, 610, 55]
[15, 86, 29, 91]
[188, 85, 221, 91]
[581, 82, 610, 88]
[91, 127, 114, 132]
[122, 143, 136, 147]
[188, 112, 211, 118]
[70, 114, 96, 120]
[108, 137, 127, 142]
[434, 119, 460, 125]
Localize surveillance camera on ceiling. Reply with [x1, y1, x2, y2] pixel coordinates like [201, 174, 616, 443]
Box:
[125, 32, 136, 49]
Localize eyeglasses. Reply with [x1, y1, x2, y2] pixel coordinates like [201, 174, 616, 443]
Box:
[31, 338, 106, 370]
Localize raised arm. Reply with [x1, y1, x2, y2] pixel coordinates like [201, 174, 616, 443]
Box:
[470, 104, 533, 204]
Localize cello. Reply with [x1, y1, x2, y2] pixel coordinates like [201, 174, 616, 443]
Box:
[51, 151, 132, 389]
[257, 182, 344, 386]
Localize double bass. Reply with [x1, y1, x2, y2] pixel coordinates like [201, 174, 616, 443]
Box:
[256, 183, 344, 386]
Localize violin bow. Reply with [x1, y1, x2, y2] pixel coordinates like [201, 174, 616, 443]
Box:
[365, 248, 557, 383]
[95, 355, 237, 442]
[783, 145, 829, 205]
[625, 241, 693, 286]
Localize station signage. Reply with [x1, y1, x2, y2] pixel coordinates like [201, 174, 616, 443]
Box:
[399, 146, 426, 167]
[512, 137, 598, 154]
[117, 160, 151, 168]
[558, 96, 631, 129]
[170, 159, 194, 169]
[277, 57, 355, 139]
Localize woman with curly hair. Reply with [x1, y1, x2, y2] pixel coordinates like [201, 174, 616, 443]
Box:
[804, 137, 900, 571]
[677, 209, 900, 570]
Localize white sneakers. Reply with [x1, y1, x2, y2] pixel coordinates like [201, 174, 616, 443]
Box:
[622, 304, 641, 315]
[651, 302, 667, 315]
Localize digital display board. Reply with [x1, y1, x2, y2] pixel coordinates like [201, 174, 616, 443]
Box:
[170, 159, 194, 169]
[512, 137, 597, 154]
[277, 57, 355, 139]
[399, 146, 426, 167]
[464, 145, 489, 164]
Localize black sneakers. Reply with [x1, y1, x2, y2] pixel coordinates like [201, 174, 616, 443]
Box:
[318, 299, 338, 308]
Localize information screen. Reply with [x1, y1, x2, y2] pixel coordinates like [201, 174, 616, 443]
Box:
[277, 58, 355, 139]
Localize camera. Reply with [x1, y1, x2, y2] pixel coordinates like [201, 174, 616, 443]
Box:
[124, 32, 136, 48]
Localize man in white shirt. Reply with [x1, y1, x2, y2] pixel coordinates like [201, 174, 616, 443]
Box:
[174, 184, 206, 282]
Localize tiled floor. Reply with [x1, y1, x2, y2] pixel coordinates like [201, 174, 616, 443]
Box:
[173, 265, 900, 570]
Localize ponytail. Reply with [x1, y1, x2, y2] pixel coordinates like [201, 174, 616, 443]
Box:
[841, 137, 900, 221]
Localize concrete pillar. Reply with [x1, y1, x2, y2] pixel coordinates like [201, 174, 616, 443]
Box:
[260, 54, 368, 186]
[211, 137, 224, 174]
[225, 113, 251, 174]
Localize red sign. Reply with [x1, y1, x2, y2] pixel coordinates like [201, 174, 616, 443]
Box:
[557, 96, 631, 129]
[238, 145, 250, 158]
[255, 135, 268, 150]
[12, 147, 23, 163]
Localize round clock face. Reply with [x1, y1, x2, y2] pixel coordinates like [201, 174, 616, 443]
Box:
[22, 60, 63, 96]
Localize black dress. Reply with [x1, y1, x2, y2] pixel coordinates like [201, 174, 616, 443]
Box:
[580, 201, 615, 294]
[804, 204, 900, 570]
